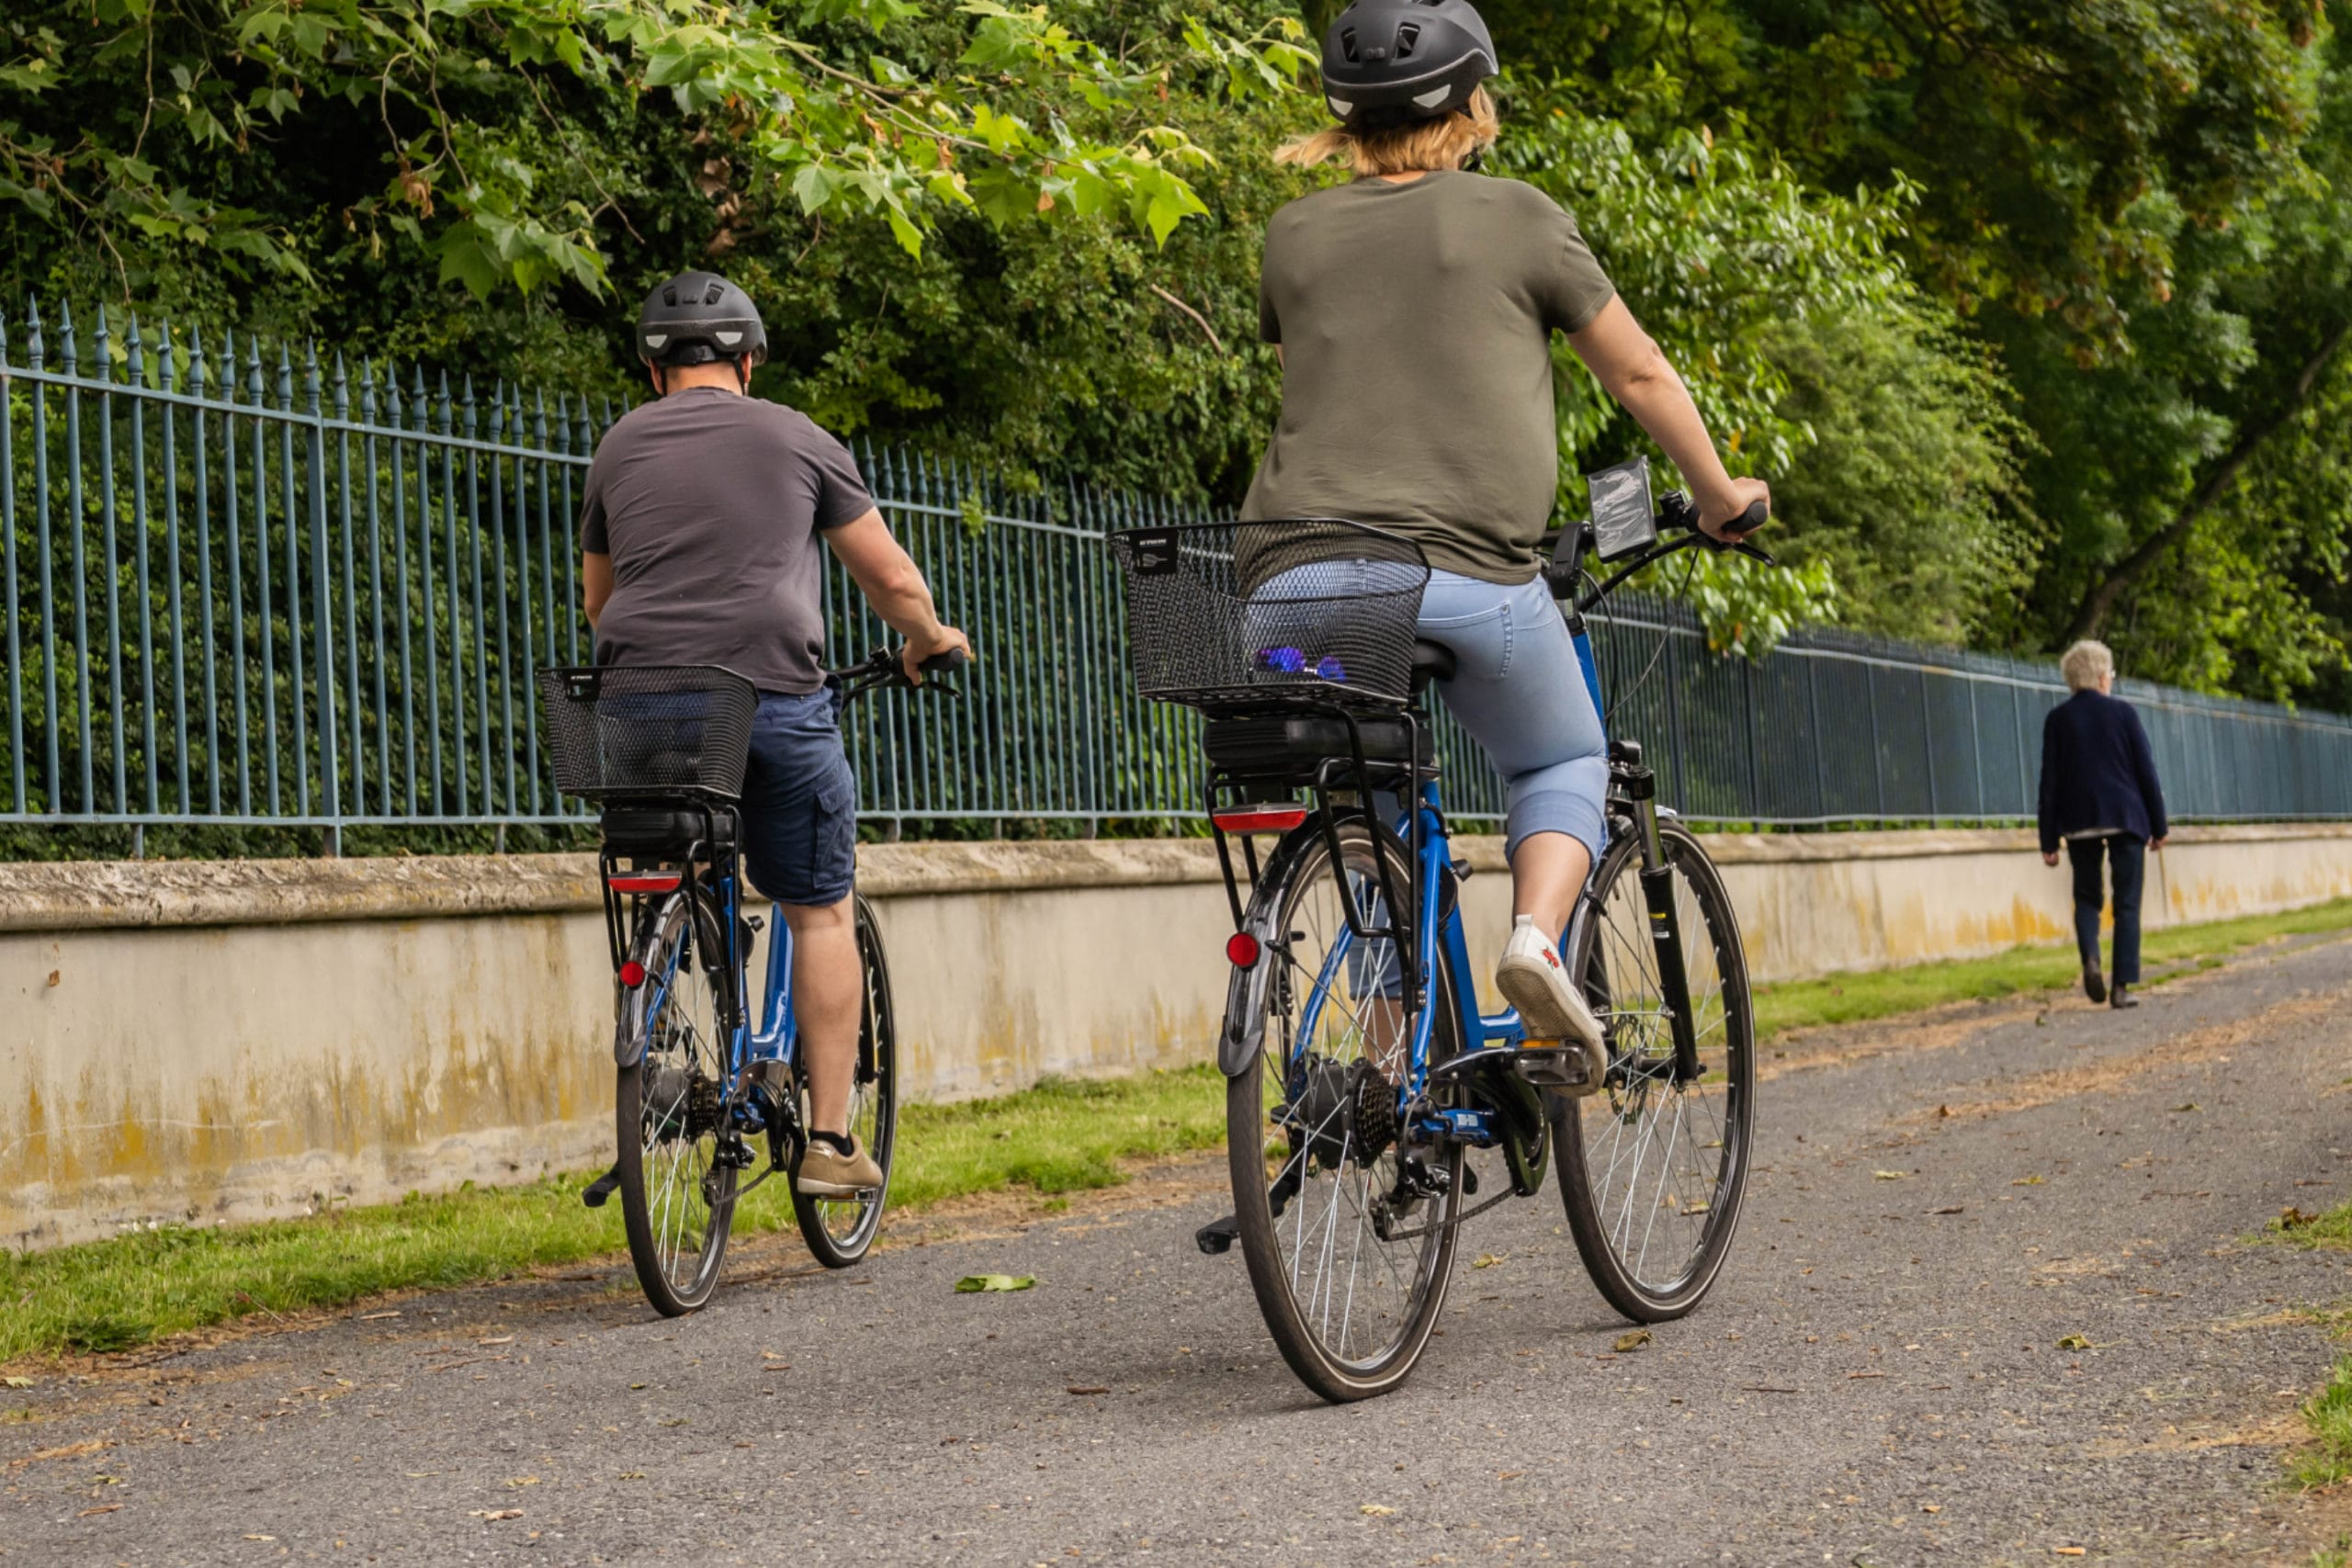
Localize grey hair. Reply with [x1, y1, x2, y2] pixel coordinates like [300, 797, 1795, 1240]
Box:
[2060, 639, 2115, 692]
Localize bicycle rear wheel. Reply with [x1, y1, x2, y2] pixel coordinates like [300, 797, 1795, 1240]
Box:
[791, 895, 899, 1268]
[1227, 817, 1463, 1404]
[616, 891, 740, 1316]
[1556, 823, 1756, 1321]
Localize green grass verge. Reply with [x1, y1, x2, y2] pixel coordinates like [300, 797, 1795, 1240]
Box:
[0, 1066, 1226, 1366]
[1752, 895, 2352, 1041]
[2293, 1360, 2352, 1491]
[6, 895, 2351, 1369]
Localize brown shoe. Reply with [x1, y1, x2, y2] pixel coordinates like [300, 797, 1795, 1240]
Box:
[797, 1134, 884, 1196]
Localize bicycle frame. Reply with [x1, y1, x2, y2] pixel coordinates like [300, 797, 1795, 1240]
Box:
[1230, 577, 1709, 1152]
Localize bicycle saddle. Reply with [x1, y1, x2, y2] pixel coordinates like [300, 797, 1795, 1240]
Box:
[1411, 639, 1457, 688]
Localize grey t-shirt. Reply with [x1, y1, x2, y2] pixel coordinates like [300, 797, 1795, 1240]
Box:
[579, 388, 876, 694]
[1242, 171, 1616, 583]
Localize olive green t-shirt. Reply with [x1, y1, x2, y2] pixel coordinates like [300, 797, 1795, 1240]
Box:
[1241, 170, 1616, 583]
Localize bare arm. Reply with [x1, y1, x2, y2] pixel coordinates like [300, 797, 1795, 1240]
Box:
[823, 509, 970, 682]
[1567, 298, 1770, 539]
[582, 551, 613, 630]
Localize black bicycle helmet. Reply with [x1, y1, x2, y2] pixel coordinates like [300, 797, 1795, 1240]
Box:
[634, 271, 768, 368]
[1318, 0, 1498, 131]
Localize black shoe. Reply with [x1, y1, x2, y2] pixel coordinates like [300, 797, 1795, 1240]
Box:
[2082, 965, 2107, 1005]
[2109, 984, 2138, 1010]
[581, 1166, 622, 1208]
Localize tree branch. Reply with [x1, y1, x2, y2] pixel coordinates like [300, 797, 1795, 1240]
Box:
[1148, 284, 1225, 355]
[2067, 318, 2352, 641]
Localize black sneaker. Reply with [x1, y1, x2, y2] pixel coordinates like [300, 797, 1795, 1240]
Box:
[2109, 984, 2138, 1010]
[2082, 965, 2107, 1005]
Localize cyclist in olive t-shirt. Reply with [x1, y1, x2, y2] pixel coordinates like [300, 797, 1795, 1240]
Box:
[580, 272, 968, 1196]
[1244, 0, 1770, 1077]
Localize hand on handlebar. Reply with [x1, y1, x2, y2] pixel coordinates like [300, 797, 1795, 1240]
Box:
[1697, 478, 1772, 544]
[900, 626, 971, 686]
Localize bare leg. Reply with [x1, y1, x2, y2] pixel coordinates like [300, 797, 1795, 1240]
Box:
[779, 896, 861, 1136]
[1511, 830, 1593, 944]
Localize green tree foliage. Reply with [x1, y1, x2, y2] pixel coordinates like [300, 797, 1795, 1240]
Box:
[0, 0, 1309, 294]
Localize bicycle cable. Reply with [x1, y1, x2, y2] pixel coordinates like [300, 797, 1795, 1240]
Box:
[1602, 548, 1702, 732]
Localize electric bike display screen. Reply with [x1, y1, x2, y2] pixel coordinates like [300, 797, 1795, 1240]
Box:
[1587, 457, 1658, 563]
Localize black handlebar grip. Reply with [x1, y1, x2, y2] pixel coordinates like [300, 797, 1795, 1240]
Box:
[918, 648, 970, 676]
[1720, 499, 1770, 538]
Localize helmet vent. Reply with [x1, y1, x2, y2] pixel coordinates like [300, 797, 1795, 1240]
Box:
[1395, 22, 1419, 58]
[703, 281, 724, 305]
[1339, 27, 1358, 62]
[662, 286, 678, 307]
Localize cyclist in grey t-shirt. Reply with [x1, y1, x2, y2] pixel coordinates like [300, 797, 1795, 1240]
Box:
[1244, 0, 1770, 1065]
[580, 271, 968, 1196]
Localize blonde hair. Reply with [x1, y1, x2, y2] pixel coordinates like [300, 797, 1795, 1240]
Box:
[1276, 86, 1499, 178]
[2061, 639, 2115, 692]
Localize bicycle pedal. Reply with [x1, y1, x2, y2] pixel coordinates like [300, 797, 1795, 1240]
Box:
[1514, 1043, 1601, 1096]
[1195, 1214, 1239, 1256]
[581, 1167, 622, 1209]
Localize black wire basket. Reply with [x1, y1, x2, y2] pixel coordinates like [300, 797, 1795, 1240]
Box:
[1108, 520, 1430, 710]
[537, 665, 760, 801]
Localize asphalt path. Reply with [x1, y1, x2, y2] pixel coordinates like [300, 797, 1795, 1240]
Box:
[12, 934, 2352, 1565]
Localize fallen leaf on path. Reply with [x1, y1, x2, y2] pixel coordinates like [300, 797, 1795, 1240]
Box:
[478, 1336, 514, 1347]
[2279, 1207, 2322, 1230]
[1, 1376, 31, 1388]
[2052, 1550, 2085, 1558]
[1920, 1505, 1940, 1514]
[358, 1312, 401, 1322]
[1848, 1371, 1887, 1380]
[1360, 1504, 1395, 1516]
[2013, 1175, 2044, 1186]
[1937, 1103, 1952, 1118]
[1066, 1385, 1110, 1396]
[1613, 1330, 1653, 1353]
[957, 1274, 1035, 1293]
[243, 1534, 274, 1541]
[77, 1506, 119, 1517]
[1873, 1170, 1910, 1180]
[618, 1472, 646, 1481]
[503, 1477, 539, 1489]
[2057, 1335, 2091, 1350]
[1473, 1253, 1507, 1269]
[1930, 1205, 1964, 1215]
[1497, 1471, 1524, 1481]
[2172, 1103, 2199, 1113]
[470, 1509, 524, 1522]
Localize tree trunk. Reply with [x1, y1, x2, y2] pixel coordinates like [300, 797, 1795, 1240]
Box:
[2068, 320, 2351, 642]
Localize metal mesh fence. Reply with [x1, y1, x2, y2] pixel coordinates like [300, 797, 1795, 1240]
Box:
[5, 298, 2349, 840]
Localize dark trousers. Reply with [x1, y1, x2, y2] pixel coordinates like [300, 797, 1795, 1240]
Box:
[2066, 834, 2146, 986]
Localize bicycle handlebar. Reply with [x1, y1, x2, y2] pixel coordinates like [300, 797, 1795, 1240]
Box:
[823, 645, 968, 700]
[1550, 489, 1781, 615]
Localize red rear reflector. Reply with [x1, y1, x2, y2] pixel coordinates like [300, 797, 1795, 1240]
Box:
[1212, 807, 1308, 833]
[607, 873, 682, 894]
[1226, 932, 1261, 968]
[618, 961, 647, 988]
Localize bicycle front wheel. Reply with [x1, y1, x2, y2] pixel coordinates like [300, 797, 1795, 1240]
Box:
[791, 894, 899, 1268]
[1556, 822, 1757, 1321]
[1227, 817, 1463, 1404]
[616, 891, 740, 1316]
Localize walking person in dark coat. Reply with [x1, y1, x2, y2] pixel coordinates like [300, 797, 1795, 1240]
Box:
[2038, 639, 2169, 1009]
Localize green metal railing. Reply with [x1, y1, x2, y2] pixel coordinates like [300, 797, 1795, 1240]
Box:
[4, 298, 2348, 843]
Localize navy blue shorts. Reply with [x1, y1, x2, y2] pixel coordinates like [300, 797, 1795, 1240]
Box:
[741, 691, 857, 908]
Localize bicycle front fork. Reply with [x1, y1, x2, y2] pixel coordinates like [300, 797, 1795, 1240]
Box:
[1611, 740, 1703, 1085]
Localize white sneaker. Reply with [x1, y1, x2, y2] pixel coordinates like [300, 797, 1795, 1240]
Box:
[1495, 915, 1605, 1052]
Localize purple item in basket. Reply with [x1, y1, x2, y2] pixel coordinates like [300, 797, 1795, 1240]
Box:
[1314, 655, 1347, 682]
[1254, 646, 1307, 674]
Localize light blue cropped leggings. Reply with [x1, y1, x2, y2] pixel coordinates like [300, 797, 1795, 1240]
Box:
[1417, 570, 1609, 863]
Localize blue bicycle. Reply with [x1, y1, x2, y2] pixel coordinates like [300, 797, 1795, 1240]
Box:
[1113, 465, 1769, 1401]
[537, 647, 959, 1314]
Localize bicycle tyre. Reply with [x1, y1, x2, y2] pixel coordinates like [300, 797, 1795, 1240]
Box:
[791, 894, 899, 1268]
[616, 890, 741, 1316]
[1555, 823, 1757, 1322]
[1227, 816, 1463, 1404]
